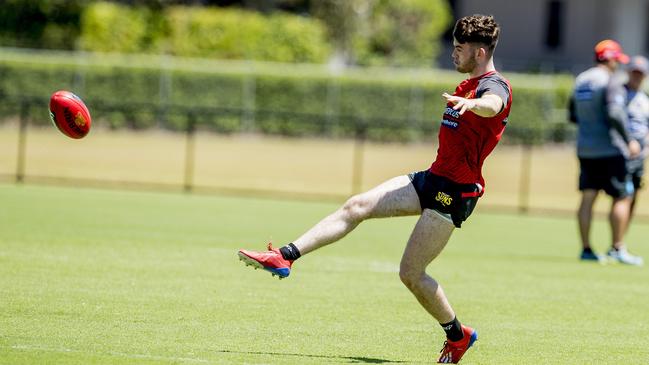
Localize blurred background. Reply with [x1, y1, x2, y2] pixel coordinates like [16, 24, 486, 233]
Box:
[1, 0, 648, 218]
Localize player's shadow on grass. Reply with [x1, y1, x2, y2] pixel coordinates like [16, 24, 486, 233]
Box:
[218, 349, 414, 363]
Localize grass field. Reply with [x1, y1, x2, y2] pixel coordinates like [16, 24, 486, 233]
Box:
[1, 184, 648, 364]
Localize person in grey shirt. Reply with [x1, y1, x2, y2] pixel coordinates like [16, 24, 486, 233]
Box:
[620, 56, 649, 233]
[569, 40, 642, 265]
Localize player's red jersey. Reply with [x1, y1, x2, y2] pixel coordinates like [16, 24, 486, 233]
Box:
[430, 71, 512, 188]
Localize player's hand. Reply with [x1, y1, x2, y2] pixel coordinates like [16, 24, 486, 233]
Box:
[629, 139, 641, 158]
[443, 93, 476, 115]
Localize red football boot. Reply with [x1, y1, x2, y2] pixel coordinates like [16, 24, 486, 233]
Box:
[238, 243, 293, 279]
[437, 325, 478, 363]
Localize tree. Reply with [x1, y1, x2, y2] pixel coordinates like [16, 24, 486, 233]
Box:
[310, 0, 451, 67]
[0, 0, 83, 49]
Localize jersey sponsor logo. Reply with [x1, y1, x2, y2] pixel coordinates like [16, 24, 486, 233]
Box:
[444, 107, 461, 119]
[442, 119, 459, 129]
[435, 191, 453, 206]
[575, 83, 594, 101]
[442, 107, 461, 129]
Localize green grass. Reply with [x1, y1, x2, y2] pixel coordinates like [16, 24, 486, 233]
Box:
[1, 184, 648, 364]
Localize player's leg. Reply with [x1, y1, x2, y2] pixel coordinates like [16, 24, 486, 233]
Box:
[577, 157, 602, 261]
[606, 195, 643, 265]
[577, 189, 598, 257]
[603, 156, 643, 265]
[293, 174, 421, 255]
[238, 175, 421, 277]
[627, 167, 643, 227]
[609, 196, 632, 249]
[398, 209, 477, 363]
[629, 190, 638, 223]
[399, 208, 455, 322]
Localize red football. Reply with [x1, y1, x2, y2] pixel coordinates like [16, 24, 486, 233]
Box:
[49, 90, 92, 139]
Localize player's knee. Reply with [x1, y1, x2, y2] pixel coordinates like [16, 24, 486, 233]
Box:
[399, 264, 423, 290]
[342, 195, 371, 222]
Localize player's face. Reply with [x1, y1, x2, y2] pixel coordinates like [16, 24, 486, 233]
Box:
[603, 58, 619, 71]
[452, 40, 478, 73]
[628, 70, 646, 89]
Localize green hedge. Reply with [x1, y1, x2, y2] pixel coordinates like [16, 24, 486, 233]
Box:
[167, 7, 329, 63]
[79, 2, 330, 63]
[79, 2, 157, 53]
[0, 53, 574, 144]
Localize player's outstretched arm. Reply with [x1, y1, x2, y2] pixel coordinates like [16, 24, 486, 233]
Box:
[443, 92, 503, 118]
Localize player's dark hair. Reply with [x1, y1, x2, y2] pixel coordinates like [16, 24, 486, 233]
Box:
[453, 14, 500, 54]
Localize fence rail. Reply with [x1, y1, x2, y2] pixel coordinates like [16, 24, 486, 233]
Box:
[3, 96, 649, 224]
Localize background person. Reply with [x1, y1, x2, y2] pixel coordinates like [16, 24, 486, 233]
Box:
[569, 40, 642, 265]
[621, 56, 649, 239]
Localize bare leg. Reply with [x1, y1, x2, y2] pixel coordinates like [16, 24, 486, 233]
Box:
[610, 196, 632, 249]
[293, 175, 421, 255]
[628, 192, 638, 229]
[577, 190, 598, 250]
[399, 209, 456, 323]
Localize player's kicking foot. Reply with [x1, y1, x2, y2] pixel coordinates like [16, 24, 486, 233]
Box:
[437, 325, 478, 364]
[238, 243, 293, 279]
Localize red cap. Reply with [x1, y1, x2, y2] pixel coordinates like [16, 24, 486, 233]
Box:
[595, 40, 629, 64]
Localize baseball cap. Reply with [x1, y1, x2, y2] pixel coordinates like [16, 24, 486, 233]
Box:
[594, 40, 629, 63]
[628, 55, 649, 74]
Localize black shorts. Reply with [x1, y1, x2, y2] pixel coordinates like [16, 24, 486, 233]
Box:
[627, 158, 645, 190]
[408, 170, 482, 228]
[579, 155, 634, 198]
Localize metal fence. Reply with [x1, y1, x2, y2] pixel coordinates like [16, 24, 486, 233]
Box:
[6, 97, 411, 198]
[4, 95, 649, 223]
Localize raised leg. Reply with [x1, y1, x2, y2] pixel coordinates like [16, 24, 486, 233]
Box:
[293, 175, 421, 255]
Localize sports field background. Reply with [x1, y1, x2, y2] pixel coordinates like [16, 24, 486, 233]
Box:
[2, 118, 649, 364]
[2, 125, 648, 219]
[1, 184, 648, 364]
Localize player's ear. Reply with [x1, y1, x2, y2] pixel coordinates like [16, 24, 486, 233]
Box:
[476, 46, 487, 59]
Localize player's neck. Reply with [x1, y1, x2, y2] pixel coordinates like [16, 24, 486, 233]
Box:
[597, 63, 615, 74]
[627, 82, 641, 91]
[469, 58, 496, 79]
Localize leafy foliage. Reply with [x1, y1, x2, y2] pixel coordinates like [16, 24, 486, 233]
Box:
[78, 2, 329, 63]
[0, 54, 573, 144]
[312, 0, 452, 67]
[357, 0, 452, 67]
[80, 2, 153, 53]
[0, 0, 83, 49]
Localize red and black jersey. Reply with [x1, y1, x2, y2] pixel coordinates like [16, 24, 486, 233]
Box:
[429, 71, 512, 189]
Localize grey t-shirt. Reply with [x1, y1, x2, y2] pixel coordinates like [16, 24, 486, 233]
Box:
[624, 86, 649, 171]
[476, 73, 511, 108]
[625, 86, 649, 146]
[572, 66, 627, 158]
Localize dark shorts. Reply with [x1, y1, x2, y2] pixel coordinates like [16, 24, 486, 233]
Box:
[579, 155, 634, 198]
[408, 170, 482, 228]
[627, 158, 645, 191]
